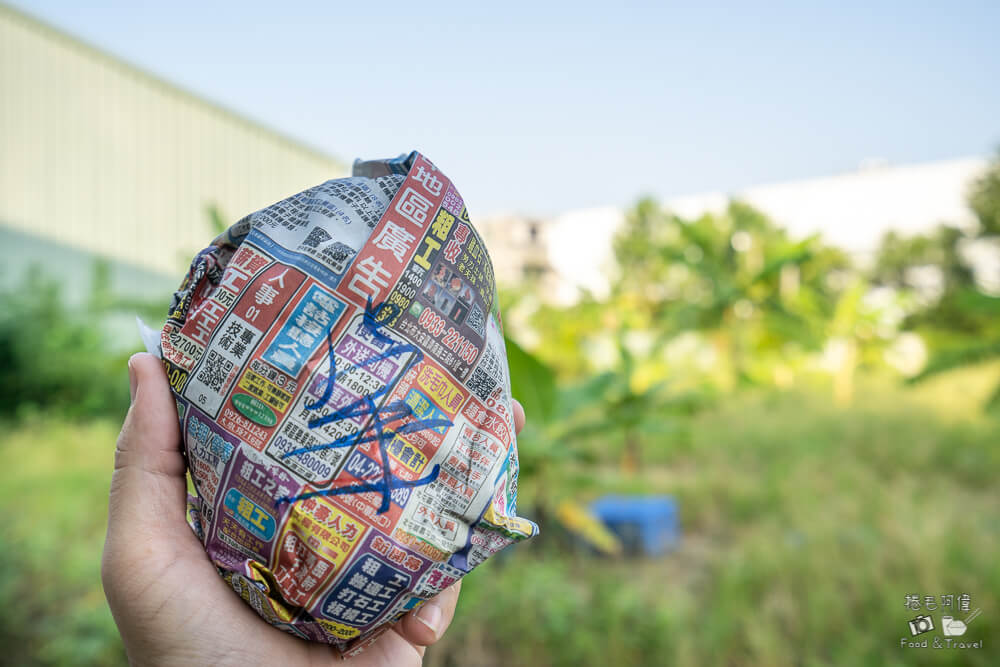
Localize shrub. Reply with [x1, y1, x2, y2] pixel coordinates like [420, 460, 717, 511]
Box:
[0, 267, 131, 419]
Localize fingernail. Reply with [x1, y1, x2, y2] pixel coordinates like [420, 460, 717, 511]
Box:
[128, 357, 138, 404]
[415, 601, 442, 638]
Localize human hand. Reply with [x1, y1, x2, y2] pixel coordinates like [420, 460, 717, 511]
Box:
[102, 353, 526, 666]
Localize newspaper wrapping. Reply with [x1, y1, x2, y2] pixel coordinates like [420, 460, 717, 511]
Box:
[158, 151, 537, 654]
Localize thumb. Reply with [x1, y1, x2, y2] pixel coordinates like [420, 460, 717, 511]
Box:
[106, 353, 189, 550]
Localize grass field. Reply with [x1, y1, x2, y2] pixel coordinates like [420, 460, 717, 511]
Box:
[430, 375, 1000, 666]
[1, 419, 122, 666]
[2, 368, 998, 666]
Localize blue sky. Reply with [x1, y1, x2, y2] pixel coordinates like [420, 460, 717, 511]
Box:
[12, 1, 999, 216]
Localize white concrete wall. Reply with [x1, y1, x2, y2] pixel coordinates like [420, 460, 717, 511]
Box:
[667, 157, 987, 256]
[542, 158, 989, 300]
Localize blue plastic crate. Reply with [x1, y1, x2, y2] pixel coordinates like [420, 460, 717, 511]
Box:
[589, 495, 680, 556]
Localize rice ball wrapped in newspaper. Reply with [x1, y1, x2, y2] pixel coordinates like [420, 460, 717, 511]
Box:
[159, 152, 536, 654]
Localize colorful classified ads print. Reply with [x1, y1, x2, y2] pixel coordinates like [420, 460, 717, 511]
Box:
[157, 151, 537, 655]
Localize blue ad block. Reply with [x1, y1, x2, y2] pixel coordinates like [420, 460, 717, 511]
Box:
[321, 554, 410, 629]
[403, 388, 449, 434]
[262, 284, 345, 375]
[222, 488, 276, 541]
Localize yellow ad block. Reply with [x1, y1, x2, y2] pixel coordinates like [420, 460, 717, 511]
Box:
[317, 618, 362, 640]
[225, 564, 296, 623]
[238, 369, 293, 412]
[484, 504, 536, 538]
[387, 434, 429, 475]
[283, 498, 368, 569]
[416, 364, 465, 412]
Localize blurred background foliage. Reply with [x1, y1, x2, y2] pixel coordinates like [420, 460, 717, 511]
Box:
[3, 155, 1000, 666]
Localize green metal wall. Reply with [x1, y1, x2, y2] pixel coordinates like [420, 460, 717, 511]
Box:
[0, 4, 346, 279]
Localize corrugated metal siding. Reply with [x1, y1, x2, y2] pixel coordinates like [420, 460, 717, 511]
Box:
[0, 5, 346, 276]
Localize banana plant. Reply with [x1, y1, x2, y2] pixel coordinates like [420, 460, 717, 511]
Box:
[612, 198, 847, 389]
